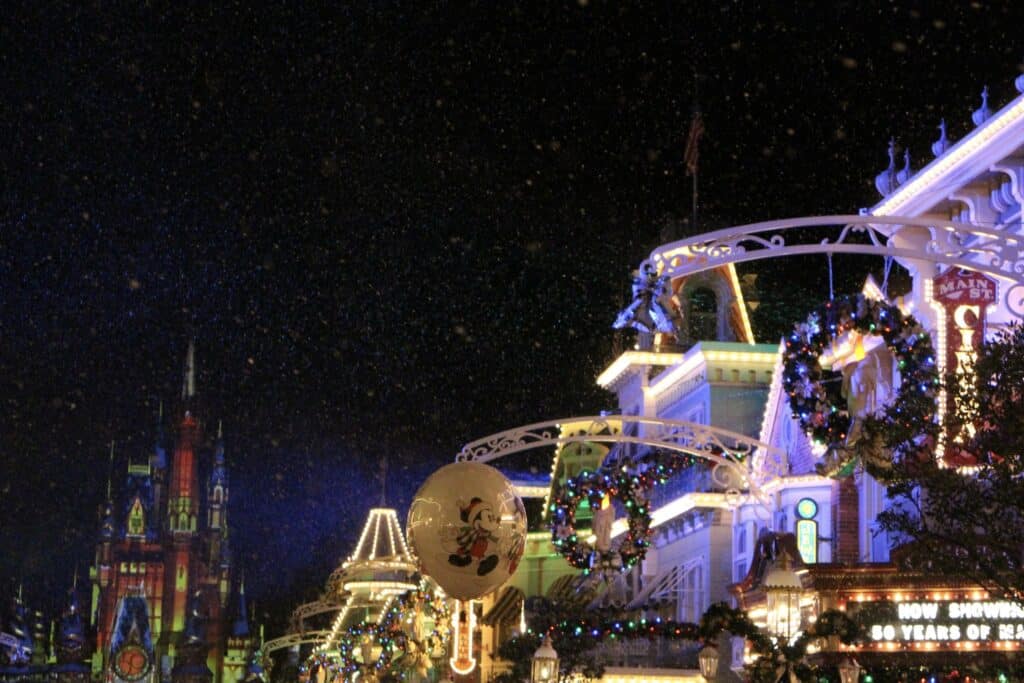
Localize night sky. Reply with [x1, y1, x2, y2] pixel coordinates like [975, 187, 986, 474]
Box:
[2, 2, 1023, 629]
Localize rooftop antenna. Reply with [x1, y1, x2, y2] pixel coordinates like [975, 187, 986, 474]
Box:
[378, 456, 388, 507]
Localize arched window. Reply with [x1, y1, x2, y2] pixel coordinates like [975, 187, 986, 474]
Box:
[688, 287, 718, 341]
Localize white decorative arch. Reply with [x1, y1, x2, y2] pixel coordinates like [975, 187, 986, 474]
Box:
[456, 415, 788, 506]
[262, 630, 335, 653]
[644, 214, 1024, 316]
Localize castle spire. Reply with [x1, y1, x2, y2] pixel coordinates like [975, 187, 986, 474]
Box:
[152, 401, 167, 467]
[106, 442, 115, 501]
[182, 339, 197, 403]
[232, 573, 250, 638]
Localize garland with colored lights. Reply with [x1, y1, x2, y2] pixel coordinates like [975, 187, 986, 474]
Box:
[304, 587, 450, 679]
[549, 449, 706, 571]
[499, 602, 863, 683]
[781, 294, 938, 477]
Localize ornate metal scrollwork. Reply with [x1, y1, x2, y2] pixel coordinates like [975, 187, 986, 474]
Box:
[646, 215, 1024, 314]
[456, 415, 786, 510]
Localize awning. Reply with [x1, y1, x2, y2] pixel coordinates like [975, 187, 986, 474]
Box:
[546, 574, 592, 606]
[481, 586, 524, 626]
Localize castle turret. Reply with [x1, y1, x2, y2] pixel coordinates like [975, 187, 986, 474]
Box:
[172, 592, 212, 683]
[54, 579, 90, 683]
[207, 422, 228, 566]
[223, 577, 255, 683]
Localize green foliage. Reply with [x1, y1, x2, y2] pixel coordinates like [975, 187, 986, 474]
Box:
[877, 323, 1024, 600]
[493, 598, 607, 683]
[699, 602, 863, 683]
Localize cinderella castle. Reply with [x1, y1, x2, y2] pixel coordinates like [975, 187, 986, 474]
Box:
[0, 343, 265, 683]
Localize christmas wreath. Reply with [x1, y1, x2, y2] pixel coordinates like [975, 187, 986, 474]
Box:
[781, 294, 938, 477]
[549, 450, 704, 571]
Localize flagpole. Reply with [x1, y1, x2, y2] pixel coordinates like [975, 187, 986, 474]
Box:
[692, 151, 698, 229]
[690, 71, 700, 230]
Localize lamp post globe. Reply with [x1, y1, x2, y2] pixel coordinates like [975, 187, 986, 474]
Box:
[697, 643, 719, 681]
[531, 636, 559, 683]
[763, 563, 803, 641]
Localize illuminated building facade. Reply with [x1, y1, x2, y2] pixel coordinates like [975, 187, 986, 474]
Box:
[87, 342, 260, 683]
[475, 73, 1024, 681]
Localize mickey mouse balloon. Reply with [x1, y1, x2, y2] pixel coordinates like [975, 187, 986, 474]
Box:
[407, 461, 527, 600]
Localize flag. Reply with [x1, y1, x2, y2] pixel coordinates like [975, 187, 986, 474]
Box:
[683, 109, 704, 176]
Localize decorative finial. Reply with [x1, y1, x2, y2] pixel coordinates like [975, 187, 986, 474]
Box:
[218, 419, 223, 440]
[972, 86, 992, 126]
[158, 399, 163, 421]
[896, 148, 913, 186]
[931, 119, 950, 157]
[73, 566, 79, 590]
[874, 138, 898, 197]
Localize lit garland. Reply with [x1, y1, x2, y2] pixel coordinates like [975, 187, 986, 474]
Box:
[549, 449, 708, 570]
[781, 294, 938, 477]
[305, 587, 450, 680]
[501, 602, 861, 681]
[531, 614, 702, 643]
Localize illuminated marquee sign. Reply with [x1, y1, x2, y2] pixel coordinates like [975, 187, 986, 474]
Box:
[866, 600, 1024, 644]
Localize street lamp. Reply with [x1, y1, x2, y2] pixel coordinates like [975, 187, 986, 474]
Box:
[763, 563, 803, 641]
[697, 643, 719, 681]
[837, 656, 861, 683]
[531, 635, 559, 683]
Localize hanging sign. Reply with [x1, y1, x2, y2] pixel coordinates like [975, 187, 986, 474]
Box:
[932, 268, 997, 377]
[932, 268, 997, 466]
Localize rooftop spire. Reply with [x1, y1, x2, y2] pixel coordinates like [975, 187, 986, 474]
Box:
[107, 442, 115, 500]
[972, 86, 992, 126]
[874, 138, 898, 197]
[896, 148, 913, 186]
[182, 339, 196, 402]
[232, 572, 250, 638]
[931, 119, 951, 158]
